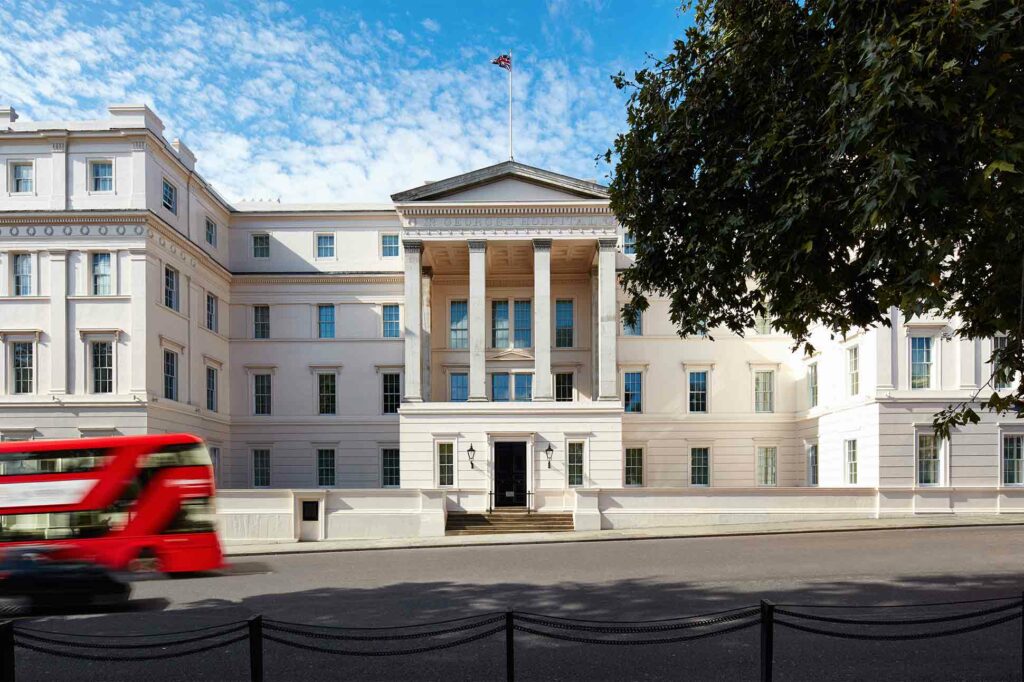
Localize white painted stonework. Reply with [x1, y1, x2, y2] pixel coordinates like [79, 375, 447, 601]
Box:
[1, 105, 1021, 542]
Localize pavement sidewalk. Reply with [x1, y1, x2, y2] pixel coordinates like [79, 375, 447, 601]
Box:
[223, 513, 1024, 557]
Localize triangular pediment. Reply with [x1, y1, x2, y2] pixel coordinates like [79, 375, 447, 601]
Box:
[488, 348, 535, 361]
[391, 161, 608, 202]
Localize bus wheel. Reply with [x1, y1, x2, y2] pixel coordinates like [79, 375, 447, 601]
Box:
[127, 549, 161, 574]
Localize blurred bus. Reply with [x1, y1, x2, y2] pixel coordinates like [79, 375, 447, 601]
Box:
[0, 434, 222, 573]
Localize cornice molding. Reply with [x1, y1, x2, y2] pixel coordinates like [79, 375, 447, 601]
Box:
[233, 274, 404, 286]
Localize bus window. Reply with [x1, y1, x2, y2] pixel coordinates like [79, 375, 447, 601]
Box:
[0, 449, 109, 476]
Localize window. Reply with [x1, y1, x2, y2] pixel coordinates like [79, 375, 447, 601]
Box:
[205, 218, 217, 247]
[316, 234, 335, 259]
[993, 336, 1011, 390]
[623, 231, 636, 255]
[808, 363, 818, 408]
[11, 163, 33, 193]
[210, 447, 220, 483]
[514, 300, 532, 348]
[555, 372, 574, 402]
[163, 266, 179, 311]
[317, 449, 336, 487]
[492, 300, 509, 348]
[88, 253, 112, 295]
[754, 370, 775, 413]
[253, 449, 271, 487]
[450, 373, 468, 402]
[252, 233, 270, 259]
[845, 440, 858, 484]
[753, 316, 772, 335]
[514, 374, 533, 401]
[254, 374, 272, 415]
[691, 447, 710, 486]
[382, 372, 400, 414]
[806, 443, 819, 486]
[756, 446, 777, 486]
[625, 447, 644, 486]
[204, 293, 218, 332]
[555, 300, 574, 348]
[12, 342, 33, 394]
[162, 350, 177, 401]
[623, 310, 642, 336]
[624, 371, 643, 413]
[1004, 435, 1023, 485]
[383, 304, 400, 338]
[381, 234, 399, 258]
[917, 433, 941, 486]
[206, 366, 217, 412]
[847, 346, 860, 396]
[161, 179, 177, 213]
[568, 442, 584, 487]
[450, 300, 468, 349]
[382, 448, 401, 487]
[13, 253, 31, 296]
[318, 373, 336, 415]
[688, 371, 708, 413]
[318, 304, 335, 339]
[253, 305, 270, 339]
[92, 341, 113, 394]
[90, 161, 113, 192]
[437, 442, 454, 487]
[491, 373, 510, 401]
[911, 337, 934, 389]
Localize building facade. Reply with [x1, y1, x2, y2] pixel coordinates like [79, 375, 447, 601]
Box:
[1, 104, 1021, 541]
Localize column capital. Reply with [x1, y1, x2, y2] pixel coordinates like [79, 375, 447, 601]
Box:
[532, 238, 552, 251]
[402, 238, 423, 252]
[467, 239, 487, 252]
[598, 237, 619, 250]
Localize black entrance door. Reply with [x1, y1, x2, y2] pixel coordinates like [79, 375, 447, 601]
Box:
[494, 442, 527, 507]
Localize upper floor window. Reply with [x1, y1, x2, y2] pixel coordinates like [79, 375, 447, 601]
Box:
[317, 448, 336, 487]
[514, 300, 532, 348]
[11, 162, 33, 193]
[917, 433, 941, 486]
[205, 218, 217, 247]
[252, 234, 270, 259]
[555, 372, 574, 402]
[163, 266, 179, 311]
[206, 366, 218, 412]
[253, 373, 272, 415]
[847, 345, 860, 396]
[91, 341, 113, 394]
[89, 160, 113, 192]
[623, 310, 642, 337]
[491, 373, 510, 401]
[381, 234, 400, 258]
[318, 373, 337, 415]
[910, 337, 934, 389]
[92, 253, 111, 295]
[807, 363, 818, 408]
[382, 372, 401, 414]
[206, 293, 218, 332]
[993, 336, 1011, 390]
[624, 371, 643, 413]
[807, 443, 819, 486]
[690, 447, 710, 486]
[450, 372, 468, 402]
[13, 254, 32, 296]
[756, 446, 777, 486]
[253, 305, 270, 339]
[161, 179, 177, 214]
[450, 300, 468, 349]
[318, 304, 335, 339]
[1004, 435, 1023, 486]
[492, 301, 509, 349]
[12, 342, 33, 394]
[316, 234, 335, 259]
[492, 299, 532, 348]
[623, 231, 636, 255]
[383, 304, 400, 338]
[162, 349, 178, 401]
[555, 299, 574, 348]
[753, 315, 773, 335]
[688, 370, 708, 413]
[845, 439, 858, 484]
[754, 370, 774, 413]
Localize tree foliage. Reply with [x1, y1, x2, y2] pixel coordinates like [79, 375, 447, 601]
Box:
[608, 0, 1024, 437]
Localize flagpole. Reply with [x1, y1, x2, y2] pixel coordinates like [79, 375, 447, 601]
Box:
[508, 49, 514, 161]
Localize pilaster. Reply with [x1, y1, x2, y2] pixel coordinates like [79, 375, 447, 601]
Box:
[597, 237, 619, 400]
[532, 239, 553, 401]
[402, 239, 423, 402]
[468, 239, 487, 401]
[47, 249, 68, 394]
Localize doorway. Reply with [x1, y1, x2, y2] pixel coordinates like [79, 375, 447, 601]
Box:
[494, 441, 527, 507]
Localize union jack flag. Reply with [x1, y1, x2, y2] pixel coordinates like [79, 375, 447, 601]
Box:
[491, 54, 512, 71]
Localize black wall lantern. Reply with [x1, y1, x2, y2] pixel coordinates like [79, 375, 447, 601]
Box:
[467, 444, 476, 468]
[545, 443, 554, 468]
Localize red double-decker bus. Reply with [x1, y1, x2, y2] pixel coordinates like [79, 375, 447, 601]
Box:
[0, 434, 222, 573]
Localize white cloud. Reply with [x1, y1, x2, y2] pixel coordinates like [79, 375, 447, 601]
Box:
[421, 18, 440, 33]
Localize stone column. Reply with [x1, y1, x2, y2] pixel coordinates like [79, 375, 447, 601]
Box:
[48, 250, 68, 394]
[402, 239, 423, 402]
[49, 139, 68, 211]
[532, 239, 553, 401]
[597, 238, 619, 400]
[421, 267, 433, 401]
[468, 239, 487, 401]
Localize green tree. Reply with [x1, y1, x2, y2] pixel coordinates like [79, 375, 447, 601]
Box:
[608, 0, 1024, 436]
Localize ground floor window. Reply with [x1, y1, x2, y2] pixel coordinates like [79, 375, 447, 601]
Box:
[845, 440, 858, 484]
[917, 434, 941, 486]
[382, 448, 400, 488]
[807, 443, 818, 486]
[567, 442, 584, 487]
[253, 449, 270, 487]
[756, 446, 777, 486]
[437, 443, 454, 487]
[1004, 435, 1023, 485]
[316, 448, 335, 487]
[624, 447, 643, 486]
[690, 447, 710, 486]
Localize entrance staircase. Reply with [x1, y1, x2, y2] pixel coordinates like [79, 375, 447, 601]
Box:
[445, 509, 575, 536]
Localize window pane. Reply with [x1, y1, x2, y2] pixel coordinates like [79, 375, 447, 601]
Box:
[555, 373, 574, 402]
[382, 448, 401, 487]
[92, 342, 113, 394]
[848, 346, 860, 395]
[92, 253, 111, 295]
[206, 294, 218, 332]
[911, 337, 933, 389]
[253, 234, 270, 258]
[253, 449, 271, 487]
[808, 363, 818, 408]
[317, 234, 335, 258]
[568, 442, 584, 487]
[206, 366, 217, 412]
[254, 374, 272, 415]
[382, 234, 399, 257]
[757, 446, 777, 486]
[491, 373, 510, 401]
[450, 301, 468, 349]
[1004, 436, 1023, 485]
[254, 305, 270, 339]
[438, 443, 454, 486]
[383, 304, 400, 338]
[624, 372, 642, 413]
[691, 447, 710, 485]
[807, 444, 818, 486]
[688, 371, 708, 413]
[450, 373, 468, 402]
[164, 267, 177, 310]
[514, 300, 532, 348]
[917, 434, 940, 485]
[993, 336, 1012, 390]
[555, 300, 574, 348]
[162, 350, 177, 401]
[754, 371, 774, 413]
[845, 440, 858, 484]
[13, 342, 33, 394]
[91, 161, 113, 191]
[162, 180, 177, 212]
[12, 164, 33, 192]
[623, 232, 636, 255]
[492, 300, 509, 348]
[514, 374, 533, 401]
[625, 448, 643, 485]
[623, 310, 642, 336]
[317, 449, 335, 487]
[382, 373, 400, 414]
[318, 373, 336, 415]
[205, 219, 217, 246]
[318, 304, 335, 339]
[13, 254, 31, 296]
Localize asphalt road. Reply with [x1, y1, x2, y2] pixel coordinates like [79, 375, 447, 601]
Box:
[13, 525, 1024, 681]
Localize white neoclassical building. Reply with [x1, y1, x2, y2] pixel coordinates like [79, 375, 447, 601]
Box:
[0, 104, 1022, 541]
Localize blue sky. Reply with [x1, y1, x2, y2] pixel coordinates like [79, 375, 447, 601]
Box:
[0, 0, 692, 202]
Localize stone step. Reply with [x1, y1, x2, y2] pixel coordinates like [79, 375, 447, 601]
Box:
[446, 527, 575, 535]
[445, 512, 574, 535]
